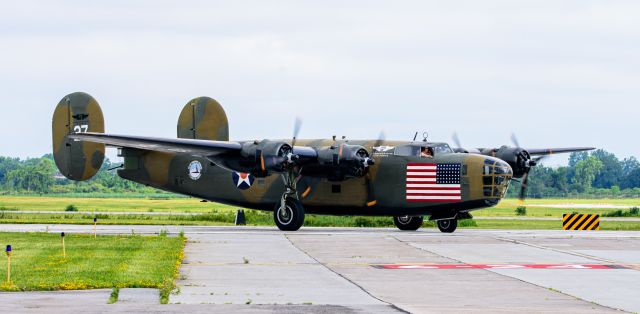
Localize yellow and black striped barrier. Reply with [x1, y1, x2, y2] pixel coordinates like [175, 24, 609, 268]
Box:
[563, 214, 600, 230]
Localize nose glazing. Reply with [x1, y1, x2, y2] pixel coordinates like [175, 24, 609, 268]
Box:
[481, 158, 513, 199]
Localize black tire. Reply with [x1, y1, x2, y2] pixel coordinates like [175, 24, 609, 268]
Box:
[437, 219, 457, 233]
[393, 216, 423, 231]
[274, 198, 305, 231]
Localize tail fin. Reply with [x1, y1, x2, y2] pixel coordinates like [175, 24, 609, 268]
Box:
[52, 92, 105, 181]
[177, 97, 229, 141]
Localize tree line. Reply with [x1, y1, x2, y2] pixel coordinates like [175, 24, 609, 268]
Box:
[0, 154, 156, 195]
[0, 149, 639, 197]
[507, 150, 640, 198]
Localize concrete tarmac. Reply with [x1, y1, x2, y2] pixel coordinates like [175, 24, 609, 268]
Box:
[1, 225, 639, 313]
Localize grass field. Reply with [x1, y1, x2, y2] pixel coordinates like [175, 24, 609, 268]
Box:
[477, 198, 640, 217]
[0, 232, 184, 303]
[0, 196, 219, 213]
[1, 196, 639, 230]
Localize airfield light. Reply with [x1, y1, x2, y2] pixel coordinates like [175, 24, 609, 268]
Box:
[61, 232, 66, 258]
[5, 245, 11, 283]
[93, 217, 97, 238]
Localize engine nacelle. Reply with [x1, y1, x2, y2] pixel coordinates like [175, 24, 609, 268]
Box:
[210, 140, 292, 176]
[479, 146, 532, 178]
[303, 144, 373, 181]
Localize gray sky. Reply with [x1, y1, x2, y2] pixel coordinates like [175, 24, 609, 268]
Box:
[1, 1, 638, 166]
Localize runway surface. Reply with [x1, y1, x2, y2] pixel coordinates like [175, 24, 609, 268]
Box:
[1, 225, 639, 313]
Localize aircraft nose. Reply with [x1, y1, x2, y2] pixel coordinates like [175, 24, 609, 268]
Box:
[477, 156, 513, 201]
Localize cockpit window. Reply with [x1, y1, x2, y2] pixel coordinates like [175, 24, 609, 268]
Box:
[394, 145, 420, 157]
[432, 143, 453, 154]
[393, 143, 451, 157]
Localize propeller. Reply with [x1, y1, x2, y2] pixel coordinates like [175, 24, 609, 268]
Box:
[518, 155, 546, 202]
[291, 117, 302, 150]
[261, 118, 303, 171]
[452, 132, 462, 149]
[511, 133, 544, 203]
[365, 131, 385, 207]
[510, 133, 521, 149]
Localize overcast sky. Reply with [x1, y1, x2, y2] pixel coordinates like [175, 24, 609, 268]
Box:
[1, 1, 638, 166]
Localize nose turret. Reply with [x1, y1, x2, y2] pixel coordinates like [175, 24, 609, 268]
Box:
[463, 155, 513, 204]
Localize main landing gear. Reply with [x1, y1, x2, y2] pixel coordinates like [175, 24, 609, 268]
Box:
[393, 216, 424, 231]
[393, 216, 459, 233]
[274, 167, 305, 231]
[274, 198, 305, 231]
[436, 219, 457, 233]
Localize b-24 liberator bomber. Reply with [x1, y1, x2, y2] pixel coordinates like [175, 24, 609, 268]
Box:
[52, 92, 594, 232]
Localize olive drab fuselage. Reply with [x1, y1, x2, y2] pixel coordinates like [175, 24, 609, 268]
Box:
[116, 140, 513, 217]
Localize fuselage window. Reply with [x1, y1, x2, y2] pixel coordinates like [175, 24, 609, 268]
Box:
[394, 145, 420, 157]
[420, 147, 434, 158]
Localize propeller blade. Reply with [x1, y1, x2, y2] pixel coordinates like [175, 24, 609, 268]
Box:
[518, 170, 530, 202]
[372, 131, 386, 150]
[292, 117, 302, 148]
[365, 172, 377, 207]
[510, 133, 521, 148]
[452, 132, 462, 148]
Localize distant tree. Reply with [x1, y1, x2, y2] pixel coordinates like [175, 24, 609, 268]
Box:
[591, 149, 623, 189]
[573, 156, 603, 191]
[622, 157, 640, 177]
[621, 168, 640, 189]
[568, 152, 589, 167]
[0, 156, 21, 183]
[4, 158, 55, 193]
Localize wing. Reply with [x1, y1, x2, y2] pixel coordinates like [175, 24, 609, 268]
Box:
[68, 132, 243, 156]
[69, 132, 318, 161]
[525, 147, 595, 156]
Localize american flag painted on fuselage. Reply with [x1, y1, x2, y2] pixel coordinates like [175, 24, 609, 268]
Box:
[406, 163, 461, 203]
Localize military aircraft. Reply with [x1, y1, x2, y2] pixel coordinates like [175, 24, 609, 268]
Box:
[52, 92, 594, 232]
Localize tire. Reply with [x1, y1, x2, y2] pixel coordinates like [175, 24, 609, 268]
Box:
[393, 216, 423, 231]
[274, 198, 305, 231]
[437, 219, 457, 233]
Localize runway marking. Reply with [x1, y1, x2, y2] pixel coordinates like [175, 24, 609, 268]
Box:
[372, 264, 630, 270]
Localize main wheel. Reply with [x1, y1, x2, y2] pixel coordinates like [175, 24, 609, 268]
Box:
[274, 198, 305, 231]
[393, 216, 423, 231]
[437, 219, 457, 233]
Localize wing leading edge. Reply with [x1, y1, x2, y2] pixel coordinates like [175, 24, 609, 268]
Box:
[68, 132, 243, 156]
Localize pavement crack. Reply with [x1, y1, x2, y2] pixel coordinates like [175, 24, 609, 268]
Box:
[283, 234, 410, 314]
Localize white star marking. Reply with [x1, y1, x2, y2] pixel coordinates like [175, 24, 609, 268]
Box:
[236, 173, 252, 187]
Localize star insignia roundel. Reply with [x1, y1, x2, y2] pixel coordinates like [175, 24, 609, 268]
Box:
[232, 172, 255, 190]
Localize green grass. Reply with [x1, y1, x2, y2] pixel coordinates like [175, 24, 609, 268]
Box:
[476, 198, 640, 218]
[0, 232, 185, 303]
[0, 196, 221, 213]
[2, 196, 640, 230]
[470, 219, 640, 230]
